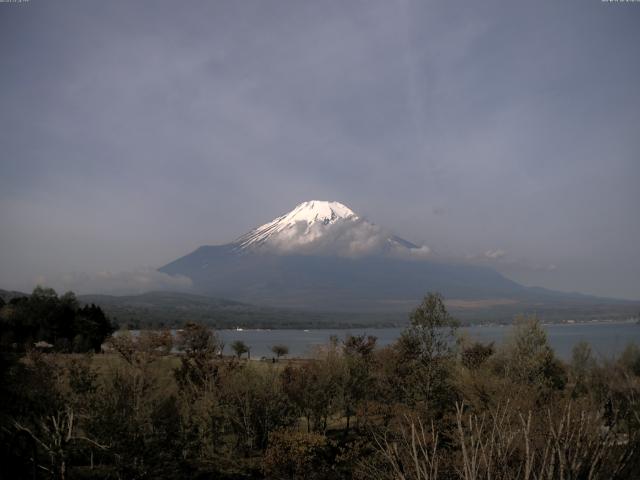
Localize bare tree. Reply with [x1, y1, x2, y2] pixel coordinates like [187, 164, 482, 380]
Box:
[361, 416, 439, 480]
[12, 408, 107, 480]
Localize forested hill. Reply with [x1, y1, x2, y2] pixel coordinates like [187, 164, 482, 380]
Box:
[0, 289, 28, 302]
[0, 287, 116, 352]
[3, 289, 638, 330]
[76, 291, 403, 329]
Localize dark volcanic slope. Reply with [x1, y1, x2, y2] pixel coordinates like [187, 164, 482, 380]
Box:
[160, 246, 592, 312]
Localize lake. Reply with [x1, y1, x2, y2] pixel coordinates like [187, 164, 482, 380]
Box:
[216, 321, 640, 360]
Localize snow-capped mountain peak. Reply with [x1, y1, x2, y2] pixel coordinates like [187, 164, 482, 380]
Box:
[272, 200, 358, 226]
[232, 200, 429, 258]
[234, 201, 359, 250]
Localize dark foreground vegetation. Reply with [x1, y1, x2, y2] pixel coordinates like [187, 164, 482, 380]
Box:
[1, 291, 640, 479]
[0, 287, 116, 353]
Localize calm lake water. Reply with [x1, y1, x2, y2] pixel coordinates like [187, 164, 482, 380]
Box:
[216, 322, 640, 360]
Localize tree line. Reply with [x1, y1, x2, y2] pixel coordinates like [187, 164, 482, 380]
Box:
[0, 287, 116, 353]
[0, 292, 639, 479]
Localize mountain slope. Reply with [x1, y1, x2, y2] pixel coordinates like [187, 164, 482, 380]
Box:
[161, 247, 529, 311]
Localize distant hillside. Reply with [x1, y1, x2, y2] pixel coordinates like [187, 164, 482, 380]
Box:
[0, 289, 29, 303]
[77, 291, 403, 329]
[79, 291, 640, 329]
[4, 287, 638, 329]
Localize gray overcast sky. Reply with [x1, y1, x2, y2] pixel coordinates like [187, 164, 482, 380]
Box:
[1, 0, 639, 299]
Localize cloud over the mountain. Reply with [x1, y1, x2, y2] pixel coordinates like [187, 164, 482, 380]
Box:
[484, 249, 507, 260]
[391, 244, 432, 260]
[39, 268, 193, 295]
[465, 249, 559, 275]
[262, 218, 391, 257]
[245, 213, 432, 260]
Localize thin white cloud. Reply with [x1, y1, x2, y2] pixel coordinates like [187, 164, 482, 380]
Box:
[390, 244, 431, 260]
[484, 249, 507, 260]
[39, 268, 193, 295]
[252, 217, 432, 260]
[260, 218, 391, 257]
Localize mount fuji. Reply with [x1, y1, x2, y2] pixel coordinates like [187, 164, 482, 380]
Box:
[159, 201, 633, 315]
